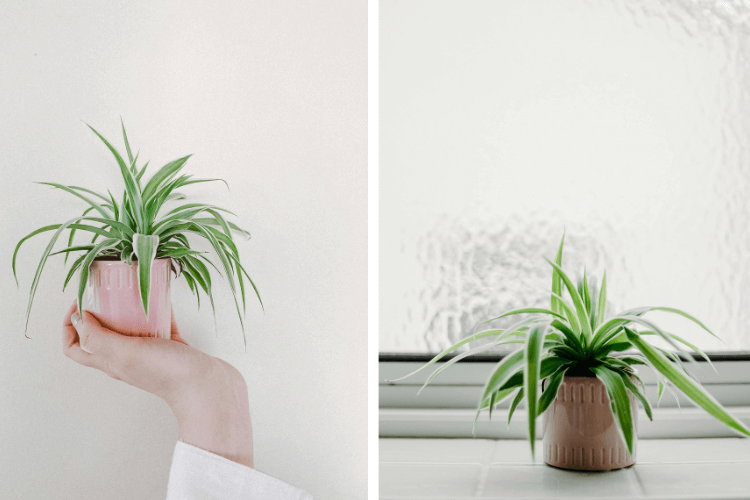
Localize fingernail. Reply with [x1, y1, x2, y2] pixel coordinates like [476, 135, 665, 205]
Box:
[71, 313, 79, 327]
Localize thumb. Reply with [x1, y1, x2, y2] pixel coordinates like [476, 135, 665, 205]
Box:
[71, 310, 131, 358]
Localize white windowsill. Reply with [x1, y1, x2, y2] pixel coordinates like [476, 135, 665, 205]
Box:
[380, 437, 750, 499]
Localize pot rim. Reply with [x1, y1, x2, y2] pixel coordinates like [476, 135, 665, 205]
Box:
[93, 256, 172, 262]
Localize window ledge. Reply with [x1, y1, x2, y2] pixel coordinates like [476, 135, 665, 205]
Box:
[380, 437, 750, 499]
[380, 406, 750, 439]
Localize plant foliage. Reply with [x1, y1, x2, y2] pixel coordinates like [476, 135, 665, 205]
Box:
[390, 232, 750, 458]
[13, 120, 262, 350]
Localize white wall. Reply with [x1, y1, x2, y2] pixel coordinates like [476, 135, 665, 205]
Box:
[0, 1, 367, 498]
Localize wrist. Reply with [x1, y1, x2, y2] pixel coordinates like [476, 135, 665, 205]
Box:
[168, 359, 254, 468]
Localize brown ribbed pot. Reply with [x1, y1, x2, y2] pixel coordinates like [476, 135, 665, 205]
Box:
[541, 375, 638, 471]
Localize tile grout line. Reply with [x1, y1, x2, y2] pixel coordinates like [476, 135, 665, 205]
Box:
[475, 440, 499, 497]
[475, 464, 491, 497]
[632, 465, 648, 497]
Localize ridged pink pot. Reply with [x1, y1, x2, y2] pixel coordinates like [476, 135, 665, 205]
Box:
[542, 375, 638, 471]
[82, 258, 172, 339]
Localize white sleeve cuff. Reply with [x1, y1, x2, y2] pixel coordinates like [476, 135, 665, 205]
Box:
[166, 440, 313, 500]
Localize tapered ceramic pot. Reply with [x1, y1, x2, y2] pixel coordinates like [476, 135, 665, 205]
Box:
[542, 375, 638, 471]
[82, 258, 172, 339]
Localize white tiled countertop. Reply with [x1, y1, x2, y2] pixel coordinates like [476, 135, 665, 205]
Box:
[380, 438, 750, 499]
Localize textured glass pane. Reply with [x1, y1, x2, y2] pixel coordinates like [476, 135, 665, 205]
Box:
[380, 0, 750, 353]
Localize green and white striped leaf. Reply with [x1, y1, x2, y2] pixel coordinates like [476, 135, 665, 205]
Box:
[537, 364, 570, 416]
[76, 238, 121, 322]
[133, 233, 159, 319]
[545, 259, 593, 342]
[626, 330, 750, 437]
[524, 322, 548, 459]
[591, 365, 635, 456]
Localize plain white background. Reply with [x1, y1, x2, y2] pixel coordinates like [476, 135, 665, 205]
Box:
[0, 1, 367, 499]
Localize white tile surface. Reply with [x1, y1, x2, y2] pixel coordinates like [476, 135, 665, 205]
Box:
[636, 438, 750, 464]
[380, 438, 750, 499]
[489, 439, 544, 464]
[482, 466, 643, 498]
[635, 463, 750, 498]
[380, 438, 495, 464]
[380, 464, 483, 498]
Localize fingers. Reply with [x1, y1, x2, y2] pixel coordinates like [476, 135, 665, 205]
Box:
[63, 304, 138, 380]
[62, 301, 107, 372]
[74, 310, 130, 357]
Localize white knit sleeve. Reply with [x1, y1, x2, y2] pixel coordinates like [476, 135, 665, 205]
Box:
[165, 440, 313, 500]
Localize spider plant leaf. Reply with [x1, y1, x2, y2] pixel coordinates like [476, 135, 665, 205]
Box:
[615, 315, 695, 365]
[85, 124, 146, 233]
[626, 329, 750, 437]
[582, 268, 591, 313]
[475, 307, 566, 332]
[653, 346, 701, 384]
[183, 254, 217, 326]
[106, 189, 119, 221]
[157, 248, 205, 259]
[64, 185, 111, 203]
[550, 345, 584, 361]
[136, 160, 150, 183]
[551, 232, 565, 315]
[35, 183, 112, 219]
[50, 245, 96, 256]
[508, 388, 524, 426]
[192, 218, 251, 239]
[591, 365, 635, 456]
[14, 217, 84, 316]
[550, 319, 584, 354]
[120, 117, 134, 165]
[545, 259, 593, 342]
[537, 364, 570, 416]
[595, 341, 633, 358]
[496, 355, 576, 399]
[657, 379, 665, 407]
[620, 371, 653, 421]
[524, 321, 548, 459]
[596, 272, 607, 328]
[420, 335, 528, 395]
[476, 342, 529, 397]
[226, 252, 263, 312]
[484, 386, 517, 420]
[639, 330, 716, 372]
[549, 292, 582, 335]
[592, 317, 634, 350]
[132, 233, 159, 319]
[179, 177, 230, 191]
[141, 155, 193, 202]
[639, 306, 721, 342]
[79, 217, 134, 239]
[386, 329, 510, 382]
[76, 238, 120, 323]
[63, 253, 87, 292]
[65, 207, 96, 265]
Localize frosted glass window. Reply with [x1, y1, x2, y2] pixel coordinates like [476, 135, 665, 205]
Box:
[380, 0, 750, 353]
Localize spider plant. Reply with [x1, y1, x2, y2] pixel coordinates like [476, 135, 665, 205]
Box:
[390, 232, 750, 458]
[12, 120, 262, 349]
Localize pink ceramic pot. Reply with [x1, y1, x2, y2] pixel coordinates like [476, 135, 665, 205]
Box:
[82, 258, 172, 339]
[542, 375, 638, 471]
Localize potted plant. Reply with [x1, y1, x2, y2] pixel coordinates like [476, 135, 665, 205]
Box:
[390, 232, 750, 471]
[13, 120, 261, 349]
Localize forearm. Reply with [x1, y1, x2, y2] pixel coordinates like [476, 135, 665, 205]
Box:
[167, 359, 254, 468]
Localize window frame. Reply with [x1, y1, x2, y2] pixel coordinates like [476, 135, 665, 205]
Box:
[380, 353, 750, 439]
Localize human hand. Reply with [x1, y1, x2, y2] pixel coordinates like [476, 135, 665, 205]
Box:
[62, 301, 253, 467]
